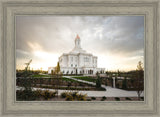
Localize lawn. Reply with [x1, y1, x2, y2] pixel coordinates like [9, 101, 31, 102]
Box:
[31, 74, 50, 78]
[72, 76, 97, 83]
[62, 77, 79, 82]
[62, 77, 94, 85]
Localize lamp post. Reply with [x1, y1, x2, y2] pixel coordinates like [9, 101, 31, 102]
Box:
[113, 77, 116, 88]
[112, 74, 116, 88]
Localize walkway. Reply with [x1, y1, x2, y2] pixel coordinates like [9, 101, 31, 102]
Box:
[63, 76, 144, 97]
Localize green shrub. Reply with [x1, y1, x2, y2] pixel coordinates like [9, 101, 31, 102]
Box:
[71, 92, 78, 99]
[141, 97, 144, 100]
[115, 97, 120, 101]
[34, 89, 42, 98]
[51, 91, 57, 97]
[96, 74, 102, 88]
[125, 97, 131, 100]
[91, 97, 96, 100]
[16, 90, 36, 101]
[101, 99, 105, 101]
[102, 96, 107, 100]
[42, 90, 50, 99]
[61, 92, 87, 101]
[87, 99, 91, 101]
[122, 78, 127, 90]
[66, 95, 73, 101]
[97, 87, 106, 91]
[41, 90, 56, 100]
[77, 93, 87, 101]
[61, 92, 67, 98]
[16, 89, 57, 101]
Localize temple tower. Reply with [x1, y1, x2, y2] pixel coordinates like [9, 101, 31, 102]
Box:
[75, 34, 81, 49]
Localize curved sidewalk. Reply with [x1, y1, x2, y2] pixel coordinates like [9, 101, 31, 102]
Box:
[63, 76, 144, 97]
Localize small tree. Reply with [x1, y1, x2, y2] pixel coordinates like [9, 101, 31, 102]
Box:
[54, 62, 61, 97]
[96, 72, 101, 88]
[23, 59, 32, 91]
[122, 77, 127, 90]
[55, 62, 60, 74]
[134, 61, 144, 100]
[17, 59, 36, 100]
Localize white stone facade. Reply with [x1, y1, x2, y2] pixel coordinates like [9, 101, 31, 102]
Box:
[48, 35, 105, 74]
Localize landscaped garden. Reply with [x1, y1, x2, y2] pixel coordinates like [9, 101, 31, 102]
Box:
[16, 61, 144, 101]
[16, 76, 106, 91]
[72, 76, 97, 83]
[16, 89, 144, 101]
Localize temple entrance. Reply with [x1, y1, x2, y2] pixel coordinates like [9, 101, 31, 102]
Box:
[88, 70, 93, 74]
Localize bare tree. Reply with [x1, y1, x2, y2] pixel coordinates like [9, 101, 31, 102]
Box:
[134, 61, 144, 100]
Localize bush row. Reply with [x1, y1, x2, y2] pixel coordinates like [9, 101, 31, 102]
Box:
[16, 89, 57, 101]
[60, 92, 87, 101]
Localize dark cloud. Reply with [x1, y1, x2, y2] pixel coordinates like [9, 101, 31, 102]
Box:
[80, 16, 144, 57]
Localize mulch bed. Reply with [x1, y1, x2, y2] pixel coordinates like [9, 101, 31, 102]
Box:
[32, 96, 143, 101]
[85, 97, 143, 101]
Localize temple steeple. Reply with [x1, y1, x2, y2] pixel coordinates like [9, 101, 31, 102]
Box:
[75, 34, 81, 49]
[69, 34, 86, 54]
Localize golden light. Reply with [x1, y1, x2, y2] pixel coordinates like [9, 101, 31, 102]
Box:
[98, 53, 143, 71]
[29, 51, 59, 71]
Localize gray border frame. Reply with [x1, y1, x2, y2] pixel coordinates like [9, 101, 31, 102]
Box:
[0, 0, 159, 117]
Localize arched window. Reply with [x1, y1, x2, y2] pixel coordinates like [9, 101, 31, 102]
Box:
[67, 71, 69, 74]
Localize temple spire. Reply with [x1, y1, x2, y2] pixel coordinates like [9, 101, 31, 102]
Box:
[75, 34, 81, 49]
[76, 34, 80, 39]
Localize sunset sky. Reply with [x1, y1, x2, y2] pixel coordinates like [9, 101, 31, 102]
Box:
[16, 16, 144, 71]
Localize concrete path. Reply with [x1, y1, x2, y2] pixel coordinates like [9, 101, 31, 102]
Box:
[17, 86, 143, 97]
[63, 76, 144, 97]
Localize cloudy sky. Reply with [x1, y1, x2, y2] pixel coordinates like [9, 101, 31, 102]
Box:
[16, 16, 144, 71]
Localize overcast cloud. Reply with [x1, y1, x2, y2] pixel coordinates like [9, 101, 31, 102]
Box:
[16, 16, 144, 71]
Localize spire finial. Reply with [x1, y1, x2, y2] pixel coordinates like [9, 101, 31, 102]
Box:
[75, 34, 81, 48]
[76, 34, 80, 39]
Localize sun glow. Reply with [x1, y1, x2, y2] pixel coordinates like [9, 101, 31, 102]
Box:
[17, 42, 60, 71]
[30, 51, 59, 70]
[16, 50, 143, 71]
[98, 53, 143, 71]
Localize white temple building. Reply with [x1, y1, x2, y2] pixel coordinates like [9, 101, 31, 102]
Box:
[48, 35, 105, 75]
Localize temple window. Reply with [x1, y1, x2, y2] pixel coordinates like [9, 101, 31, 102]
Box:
[71, 57, 73, 62]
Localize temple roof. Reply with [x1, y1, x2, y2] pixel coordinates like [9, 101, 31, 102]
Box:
[69, 47, 87, 54]
[59, 35, 96, 57]
[69, 34, 88, 54]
